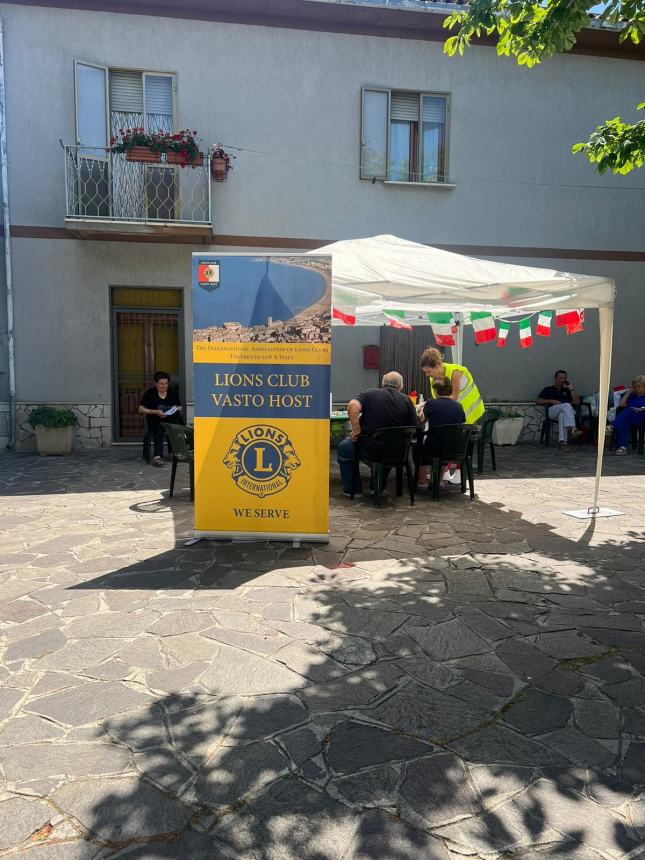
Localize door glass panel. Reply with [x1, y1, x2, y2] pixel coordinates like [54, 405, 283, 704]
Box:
[146, 165, 176, 221]
[77, 156, 109, 217]
[153, 320, 179, 376]
[110, 72, 145, 222]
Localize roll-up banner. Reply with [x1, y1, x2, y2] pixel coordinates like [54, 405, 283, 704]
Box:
[192, 254, 332, 542]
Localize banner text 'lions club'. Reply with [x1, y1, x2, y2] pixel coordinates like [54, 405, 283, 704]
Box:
[191, 254, 332, 540]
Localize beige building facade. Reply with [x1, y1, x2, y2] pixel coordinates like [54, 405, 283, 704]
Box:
[0, 0, 643, 447]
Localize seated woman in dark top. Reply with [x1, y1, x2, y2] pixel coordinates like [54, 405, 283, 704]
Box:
[138, 371, 184, 466]
[417, 377, 466, 491]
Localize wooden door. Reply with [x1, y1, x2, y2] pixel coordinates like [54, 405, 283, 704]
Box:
[111, 294, 182, 441]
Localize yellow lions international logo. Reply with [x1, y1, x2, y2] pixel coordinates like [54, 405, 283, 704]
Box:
[223, 424, 301, 498]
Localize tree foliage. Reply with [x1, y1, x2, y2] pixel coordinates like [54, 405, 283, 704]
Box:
[442, 0, 645, 174]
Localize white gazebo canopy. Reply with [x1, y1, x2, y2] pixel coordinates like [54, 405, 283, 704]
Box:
[310, 235, 616, 516]
[313, 234, 614, 321]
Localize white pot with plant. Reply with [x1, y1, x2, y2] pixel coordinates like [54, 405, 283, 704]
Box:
[492, 409, 525, 446]
[28, 406, 77, 455]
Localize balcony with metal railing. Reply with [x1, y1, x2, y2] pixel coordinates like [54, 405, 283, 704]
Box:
[64, 145, 212, 239]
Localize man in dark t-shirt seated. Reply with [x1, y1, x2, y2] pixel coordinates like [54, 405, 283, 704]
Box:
[138, 370, 184, 466]
[536, 369, 582, 451]
[336, 371, 417, 497]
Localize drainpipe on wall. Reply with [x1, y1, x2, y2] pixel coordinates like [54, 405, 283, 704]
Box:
[0, 16, 16, 448]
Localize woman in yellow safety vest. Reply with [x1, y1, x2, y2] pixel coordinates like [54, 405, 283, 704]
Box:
[419, 347, 485, 424]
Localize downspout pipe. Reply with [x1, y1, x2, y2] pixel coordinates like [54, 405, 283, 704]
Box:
[0, 16, 16, 449]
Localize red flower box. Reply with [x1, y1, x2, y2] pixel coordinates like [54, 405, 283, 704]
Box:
[125, 146, 161, 164]
[166, 151, 204, 167]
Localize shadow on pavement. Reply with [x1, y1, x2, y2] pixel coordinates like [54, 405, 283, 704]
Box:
[1, 446, 645, 857]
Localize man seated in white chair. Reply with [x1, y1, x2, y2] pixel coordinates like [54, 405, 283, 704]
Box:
[536, 369, 583, 452]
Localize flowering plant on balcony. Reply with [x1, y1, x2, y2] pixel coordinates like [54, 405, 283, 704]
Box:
[109, 128, 203, 166]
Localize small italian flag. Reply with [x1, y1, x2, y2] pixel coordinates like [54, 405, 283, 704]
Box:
[332, 305, 356, 326]
[470, 312, 497, 345]
[426, 312, 456, 346]
[383, 309, 413, 330]
[519, 317, 532, 348]
[496, 320, 510, 348]
[332, 288, 357, 326]
[555, 309, 582, 328]
[566, 308, 585, 335]
[536, 310, 552, 337]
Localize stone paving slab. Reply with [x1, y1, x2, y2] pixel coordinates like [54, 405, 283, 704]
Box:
[0, 445, 644, 858]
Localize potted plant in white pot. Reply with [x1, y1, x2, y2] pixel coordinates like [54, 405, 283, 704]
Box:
[492, 408, 525, 446]
[28, 406, 77, 455]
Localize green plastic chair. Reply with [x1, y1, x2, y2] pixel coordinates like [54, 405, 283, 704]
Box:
[476, 408, 502, 474]
[414, 423, 476, 501]
[163, 424, 195, 500]
[352, 426, 417, 508]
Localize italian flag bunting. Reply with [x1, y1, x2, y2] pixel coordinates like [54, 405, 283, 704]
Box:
[426, 312, 456, 346]
[555, 309, 581, 328]
[536, 310, 552, 337]
[496, 320, 510, 348]
[519, 317, 533, 348]
[566, 308, 585, 335]
[383, 309, 413, 330]
[470, 312, 497, 345]
[332, 288, 357, 326]
[332, 305, 356, 326]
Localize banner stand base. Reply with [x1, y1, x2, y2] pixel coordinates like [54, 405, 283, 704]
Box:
[193, 529, 329, 544]
[564, 507, 623, 519]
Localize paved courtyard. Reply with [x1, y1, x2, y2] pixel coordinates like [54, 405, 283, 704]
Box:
[1, 444, 645, 859]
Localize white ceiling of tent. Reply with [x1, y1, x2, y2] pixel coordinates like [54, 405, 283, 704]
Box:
[310, 235, 615, 324]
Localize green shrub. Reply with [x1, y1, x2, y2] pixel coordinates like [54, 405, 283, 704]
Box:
[28, 406, 78, 428]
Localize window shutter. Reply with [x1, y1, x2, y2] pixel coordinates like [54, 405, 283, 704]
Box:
[390, 91, 420, 122]
[109, 70, 144, 113]
[422, 95, 446, 124]
[145, 75, 173, 117]
[361, 87, 389, 180]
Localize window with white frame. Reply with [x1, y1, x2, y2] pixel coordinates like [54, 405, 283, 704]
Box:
[74, 63, 176, 148]
[361, 87, 449, 183]
[73, 63, 177, 220]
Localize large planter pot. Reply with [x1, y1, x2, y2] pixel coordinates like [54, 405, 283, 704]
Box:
[166, 150, 203, 167]
[125, 146, 161, 163]
[492, 416, 525, 446]
[34, 425, 75, 456]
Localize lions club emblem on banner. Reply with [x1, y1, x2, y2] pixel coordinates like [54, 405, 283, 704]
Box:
[197, 261, 220, 291]
[223, 425, 301, 498]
